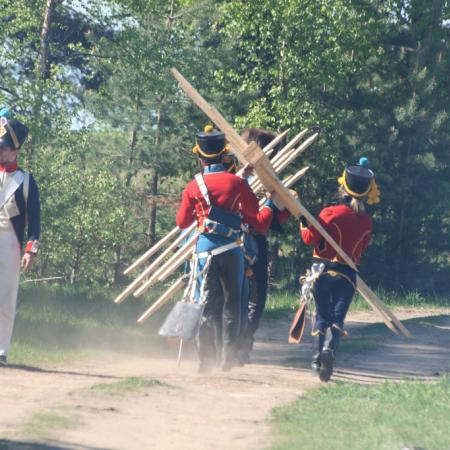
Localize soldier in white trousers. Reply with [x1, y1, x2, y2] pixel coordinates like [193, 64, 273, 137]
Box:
[0, 109, 40, 365]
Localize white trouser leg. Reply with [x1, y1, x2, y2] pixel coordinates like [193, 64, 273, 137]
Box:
[0, 226, 20, 356]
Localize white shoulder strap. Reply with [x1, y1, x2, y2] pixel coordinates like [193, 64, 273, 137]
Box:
[23, 171, 30, 206]
[0, 170, 25, 209]
[195, 173, 211, 206]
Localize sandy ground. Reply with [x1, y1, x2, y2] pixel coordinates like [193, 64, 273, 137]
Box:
[0, 307, 450, 450]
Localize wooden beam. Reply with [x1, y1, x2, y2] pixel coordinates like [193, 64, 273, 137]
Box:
[114, 227, 195, 304]
[285, 167, 309, 188]
[133, 235, 196, 298]
[137, 277, 186, 324]
[124, 226, 181, 275]
[261, 129, 290, 155]
[275, 133, 319, 174]
[137, 277, 186, 323]
[269, 129, 308, 166]
[251, 134, 317, 193]
[172, 68, 250, 165]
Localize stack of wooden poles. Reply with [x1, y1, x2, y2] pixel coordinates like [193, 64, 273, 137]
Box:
[114, 129, 319, 323]
[166, 68, 411, 339]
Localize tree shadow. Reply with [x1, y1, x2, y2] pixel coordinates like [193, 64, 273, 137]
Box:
[0, 439, 110, 450]
[3, 363, 123, 380]
[252, 314, 450, 383]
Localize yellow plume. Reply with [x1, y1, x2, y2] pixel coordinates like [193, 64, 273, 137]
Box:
[367, 180, 381, 205]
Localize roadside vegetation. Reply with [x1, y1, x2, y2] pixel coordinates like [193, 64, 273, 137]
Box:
[11, 284, 449, 366]
[10, 284, 167, 365]
[264, 287, 450, 319]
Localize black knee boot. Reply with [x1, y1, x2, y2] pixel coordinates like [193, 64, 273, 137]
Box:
[311, 331, 325, 374]
[319, 326, 341, 382]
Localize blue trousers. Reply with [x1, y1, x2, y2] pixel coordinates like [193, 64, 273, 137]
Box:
[311, 271, 355, 333]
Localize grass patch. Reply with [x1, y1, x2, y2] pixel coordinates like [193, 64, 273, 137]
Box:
[9, 284, 175, 366]
[21, 410, 79, 439]
[8, 340, 87, 366]
[89, 376, 170, 395]
[271, 377, 450, 450]
[265, 291, 298, 319]
[264, 288, 450, 321]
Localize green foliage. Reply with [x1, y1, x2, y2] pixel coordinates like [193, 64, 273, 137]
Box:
[0, 0, 449, 293]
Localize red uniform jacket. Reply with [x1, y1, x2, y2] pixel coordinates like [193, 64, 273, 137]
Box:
[300, 204, 372, 267]
[176, 171, 273, 231]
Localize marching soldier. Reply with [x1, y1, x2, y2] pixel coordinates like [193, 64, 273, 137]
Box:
[238, 128, 291, 363]
[300, 157, 379, 381]
[0, 109, 40, 365]
[176, 126, 271, 373]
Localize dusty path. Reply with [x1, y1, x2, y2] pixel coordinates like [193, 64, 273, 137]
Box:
[1, 308, 449, 450]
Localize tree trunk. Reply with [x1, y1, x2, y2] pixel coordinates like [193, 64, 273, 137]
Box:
[268, 240, 280, 287]
[147, 169, 159, 247]
[126, 127, 137, 187]
[393, 137, 412, 289]
[147, 107, 161, 247]
[113, 245, 122, 285]
[38, 0, 58, 79]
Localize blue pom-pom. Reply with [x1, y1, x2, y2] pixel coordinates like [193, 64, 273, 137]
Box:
[358, 157, 369, 167]
[0, 107, 11, 119]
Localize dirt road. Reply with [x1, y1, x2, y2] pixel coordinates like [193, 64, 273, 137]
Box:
[1, 309, 449, 450]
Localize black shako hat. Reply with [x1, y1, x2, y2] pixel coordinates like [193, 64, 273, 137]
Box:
[338, 157, 380, 204]
[0, 118, 29, 149]
[342, 165, 374, 197]
[193, 125, 227, 159]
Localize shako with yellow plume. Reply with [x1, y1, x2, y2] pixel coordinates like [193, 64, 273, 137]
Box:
[192, 125, 230, 159]
[338, 157, 380, 205]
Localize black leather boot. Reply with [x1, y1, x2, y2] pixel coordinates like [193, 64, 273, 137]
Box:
[311, 331, 325, 374]
[319, 326, 341, 382]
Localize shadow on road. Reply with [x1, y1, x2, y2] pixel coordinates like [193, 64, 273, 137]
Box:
[0, 439, 110, 450]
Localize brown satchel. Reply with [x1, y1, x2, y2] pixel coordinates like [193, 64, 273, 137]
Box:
[288, 302, 307, 344]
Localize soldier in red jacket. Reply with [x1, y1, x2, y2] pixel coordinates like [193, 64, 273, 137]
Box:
[238, 128, 291, 364]
[300, 157, 380, 381]
[176, 126, 272, 373]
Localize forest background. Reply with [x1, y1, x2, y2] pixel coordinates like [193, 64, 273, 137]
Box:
[1, 0, 449, 297]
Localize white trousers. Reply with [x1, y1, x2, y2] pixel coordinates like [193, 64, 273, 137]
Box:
[0, 224, 20, 356]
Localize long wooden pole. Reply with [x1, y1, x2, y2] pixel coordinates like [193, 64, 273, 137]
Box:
[171, 67, 411, 338]
[124, 226, 181, 275]
[275, 133, 319, 174]
[114, 227, 196, 304]
[252, 134, 318, 193]
[137, 277, 186, 324]
[248, 130, 305, 191]
[284, 167, 309, 188]
[172, 68, 250, 165]
[133, 235, 196, 298]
